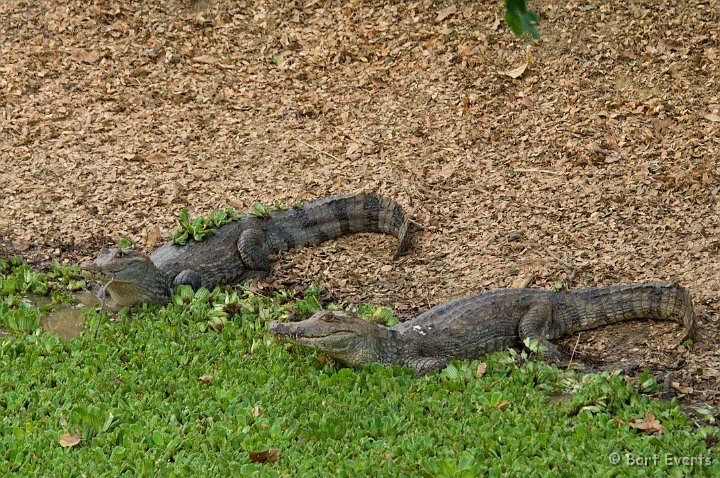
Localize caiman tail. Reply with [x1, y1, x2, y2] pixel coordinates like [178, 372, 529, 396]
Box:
[562, 282, 696, 342]
[262, 192, 411, 259]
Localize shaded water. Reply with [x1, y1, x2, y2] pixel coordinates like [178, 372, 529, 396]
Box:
[547, 392, 574, 405]
[22, 291, 100, 341]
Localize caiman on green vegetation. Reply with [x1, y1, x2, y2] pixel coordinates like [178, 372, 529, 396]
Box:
[269, 283, 697, 376]
[81, 193, 411, 308]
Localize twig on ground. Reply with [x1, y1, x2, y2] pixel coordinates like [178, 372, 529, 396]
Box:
[93, 277, 113, 339]
[513, 168, 566, 175]
[566, 333, 582, 370]
[405, 204, 425, 229]
[297, 139, 341, 162]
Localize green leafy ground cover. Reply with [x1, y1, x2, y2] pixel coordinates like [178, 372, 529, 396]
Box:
[0, 259, 717, 476]
[170, 199, 304, 246]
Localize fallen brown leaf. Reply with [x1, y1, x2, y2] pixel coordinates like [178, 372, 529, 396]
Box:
[371, 77, 388, 88]
[252, 405, 261, 417]
[249, 448, 280, 463]
[659, 39, 684, 51]
[59, 430, 81, 447]
[130, 66, 149, 77]
[439, 162, 455, 179]
[511, 275, 533, 288]
[604, 152, 622, 164]
[145, 152, 167, 163]
[436, 5, 457, 22]
[70, 50, 100, 64]
[501, 62, 528, 79]
[345, 143, 362, 159]
[197, 374, 214, 382]
[145, 224, 162, 248]
[193, 55, 218, 65]
[458, 44, 479, 56]
[475, 362, 487, 378]
[671, 382, 693, 394]
[629, 411, 664, 435]
[703, 113, 720, 123]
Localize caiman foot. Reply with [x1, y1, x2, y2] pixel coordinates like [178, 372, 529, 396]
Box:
[517, 300, 567, 363]
[173, 269, 202, 290]
[407, 357, 450, 377]
[238, 228, 271, 271]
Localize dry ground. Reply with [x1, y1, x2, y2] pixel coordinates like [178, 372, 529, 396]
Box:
[1, 0, 718, 403]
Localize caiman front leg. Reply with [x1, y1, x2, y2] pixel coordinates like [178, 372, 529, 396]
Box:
[406, 357, 451, 377]
[237, 228, 272, 280]
[517, 300, 567, 362]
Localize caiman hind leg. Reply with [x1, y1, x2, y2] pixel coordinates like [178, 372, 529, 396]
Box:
[237, 228, 272, 280]
[517, 300, 567, 362]
[172, 270, 202, 290]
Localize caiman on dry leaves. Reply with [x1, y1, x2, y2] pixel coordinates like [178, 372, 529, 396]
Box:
[269, 283, 697, 376]
[81, 193, 411, 308]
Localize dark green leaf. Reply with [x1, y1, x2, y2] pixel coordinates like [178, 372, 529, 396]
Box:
[178, 209, 190, 228]
[504, 0, 540, 38]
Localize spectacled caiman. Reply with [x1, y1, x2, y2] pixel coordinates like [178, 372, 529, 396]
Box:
[269, 282, 697, 376]
[81, 193, 411, 308]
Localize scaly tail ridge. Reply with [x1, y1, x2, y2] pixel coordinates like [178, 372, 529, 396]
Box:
[263, 192, 411, 259]
[565, 282, 696, 342]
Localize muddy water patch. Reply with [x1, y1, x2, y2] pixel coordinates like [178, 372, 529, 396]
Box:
[547, 392, 574, 405]
[42, 307, 87, 341]
[22, 291, 100, 341]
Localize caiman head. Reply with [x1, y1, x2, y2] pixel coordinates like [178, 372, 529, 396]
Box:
[80, 248, 170, 307]
[269, 310, 387, 369]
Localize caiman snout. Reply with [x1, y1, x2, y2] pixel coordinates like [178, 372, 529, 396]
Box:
[80, 259, 99, 272]
[268, 321, 288, 336]
[268, 321, 304, 340]
[79, 259, 105, 282]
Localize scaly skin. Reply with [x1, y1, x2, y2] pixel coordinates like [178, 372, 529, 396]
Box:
[269, 283, 697, 376]
[81, 193, 411, 307]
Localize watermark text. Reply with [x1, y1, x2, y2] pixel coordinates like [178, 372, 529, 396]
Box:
[609, 452, 713, 467]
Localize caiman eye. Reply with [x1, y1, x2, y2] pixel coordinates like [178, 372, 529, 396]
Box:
[319, 311, 339, 322]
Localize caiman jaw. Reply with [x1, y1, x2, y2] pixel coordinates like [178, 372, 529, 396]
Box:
[80, 248, 148, 283]
[80, 248, 169, 306]
[79, 264, 124, 285]
[268, 311, 384, 367]
[268, 321, 353, 340]
[268, 322, 355, 351]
